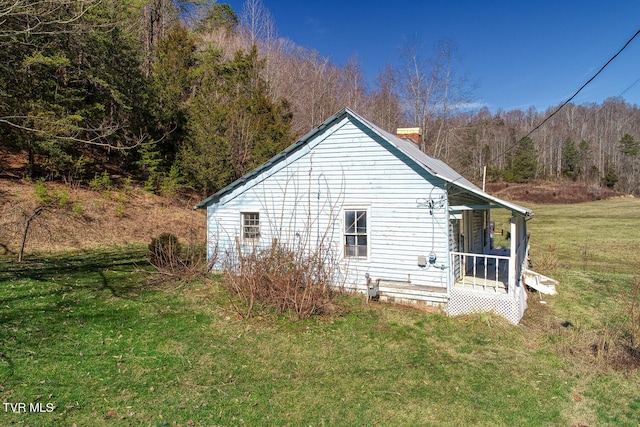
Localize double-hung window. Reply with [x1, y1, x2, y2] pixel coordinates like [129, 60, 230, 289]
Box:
[344, 209, 367, 258]
[241, 212, 260, 241]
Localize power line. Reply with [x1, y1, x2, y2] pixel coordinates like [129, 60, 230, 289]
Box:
[486, 29, 640, 165]
[618, 76, 640, 98]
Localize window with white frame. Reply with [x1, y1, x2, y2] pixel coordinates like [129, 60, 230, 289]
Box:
[344, 209, 367, 258]
[241, 212, 260, 241]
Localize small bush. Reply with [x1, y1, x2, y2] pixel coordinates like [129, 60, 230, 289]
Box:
[53, 187, 70, 207]
[123, 177, 134, 194]
[33, 180, 70, 207]
[160, 165, 181, 197]
[34, 179, 50, 204]
[89, 171, 112, 192]
[143, 175, 157, 193]
[149, 233, 181, 268]
[147, 232, 210, 281]
[72, 201, 84, 217]
[114, 201, 126, 218]
[113, 192, 129, 218]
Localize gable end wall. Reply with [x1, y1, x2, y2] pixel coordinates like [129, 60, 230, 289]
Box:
[207, 119, 452, 293]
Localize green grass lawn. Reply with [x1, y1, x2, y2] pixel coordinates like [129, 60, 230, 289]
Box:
[1, 198, 639, 426]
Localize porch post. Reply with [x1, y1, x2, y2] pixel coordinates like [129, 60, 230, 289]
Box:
[509, 214, 517, 296]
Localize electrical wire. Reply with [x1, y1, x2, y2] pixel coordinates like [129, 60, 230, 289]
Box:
[617, 76, 640, 99]
[485, 29, 640, 165]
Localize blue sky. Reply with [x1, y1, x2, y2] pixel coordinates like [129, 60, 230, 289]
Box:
[222, 0, 640, 112]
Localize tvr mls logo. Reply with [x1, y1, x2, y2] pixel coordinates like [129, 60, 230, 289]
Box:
[3, 402, 56, 413]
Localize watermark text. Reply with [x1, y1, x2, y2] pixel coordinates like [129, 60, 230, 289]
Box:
[3, 402, 56, 413]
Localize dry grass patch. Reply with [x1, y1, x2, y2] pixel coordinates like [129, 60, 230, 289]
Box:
[0, 179, 205, 257]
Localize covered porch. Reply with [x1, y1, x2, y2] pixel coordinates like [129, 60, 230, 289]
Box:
[446, 195, 532, 324]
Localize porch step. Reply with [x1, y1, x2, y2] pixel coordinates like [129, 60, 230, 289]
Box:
[376, 281, 448, 304]
[522, 269, 558, 295]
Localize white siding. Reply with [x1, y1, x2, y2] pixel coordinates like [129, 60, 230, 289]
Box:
[207, 118, 451, 292]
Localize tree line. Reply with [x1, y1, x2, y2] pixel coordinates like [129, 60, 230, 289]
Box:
[2, 0, 638, 197]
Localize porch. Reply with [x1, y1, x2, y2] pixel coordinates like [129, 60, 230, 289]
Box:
[446, 215, 531, 324]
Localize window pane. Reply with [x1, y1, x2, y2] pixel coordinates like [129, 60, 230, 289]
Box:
[357, 246, 367, 257]
[357, 235, 367, 246]
[345, 245, 356, 257]
[244, 228, 259, 239]
[345, 211, 355, 233]
[356, 211, 366, 233]
[345, 235, 355, 246]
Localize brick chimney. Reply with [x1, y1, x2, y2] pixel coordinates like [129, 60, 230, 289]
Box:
[396, 127, 422, 145]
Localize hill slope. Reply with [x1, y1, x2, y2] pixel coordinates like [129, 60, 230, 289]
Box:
[0, 179, 206, 257]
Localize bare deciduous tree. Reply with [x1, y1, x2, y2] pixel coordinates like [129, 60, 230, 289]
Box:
[368, 65, 401, 133]
[239, 0, 276, 46]
[396, 37, 475, 160]
[341, 55, 368, 113]
[140, 0, 181, 76]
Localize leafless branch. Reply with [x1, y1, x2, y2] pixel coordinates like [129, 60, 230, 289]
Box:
[17, 202, 53, 262]
[0, 115, 151, 150]
[0, 0, 102, 38]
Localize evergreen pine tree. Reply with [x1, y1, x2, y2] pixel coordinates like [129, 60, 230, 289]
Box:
[620, 133, 640, 156]
[505, 137, 538, 183]
[561, 138, 580, 180]
[181, 46, 294, 195]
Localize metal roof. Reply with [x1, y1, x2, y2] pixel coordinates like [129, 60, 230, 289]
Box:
[195, 107, 532, 216]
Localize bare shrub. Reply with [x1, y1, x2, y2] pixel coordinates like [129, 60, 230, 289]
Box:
[149, 233, 181, 268]
[550, 323, 635, 371]
[223, 238, 344, 320]
[148, 232, 213, 280]
[580, 273, 640, 370]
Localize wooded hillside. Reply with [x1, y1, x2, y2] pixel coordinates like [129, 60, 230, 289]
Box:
[2, 0, 639, 197]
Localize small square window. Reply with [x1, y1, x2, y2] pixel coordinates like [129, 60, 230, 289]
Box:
[241, 212, 260, 241]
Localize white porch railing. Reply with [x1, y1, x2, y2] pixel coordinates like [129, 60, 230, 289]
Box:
[450, 251, 511, 292]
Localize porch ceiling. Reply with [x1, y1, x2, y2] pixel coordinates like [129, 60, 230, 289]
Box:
[449, 204, 504, 212]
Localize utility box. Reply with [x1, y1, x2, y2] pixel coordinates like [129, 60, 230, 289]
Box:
[417, 255, 427, 267]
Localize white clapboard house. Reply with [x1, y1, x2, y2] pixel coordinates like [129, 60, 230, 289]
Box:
[196, 108, 556, 323]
